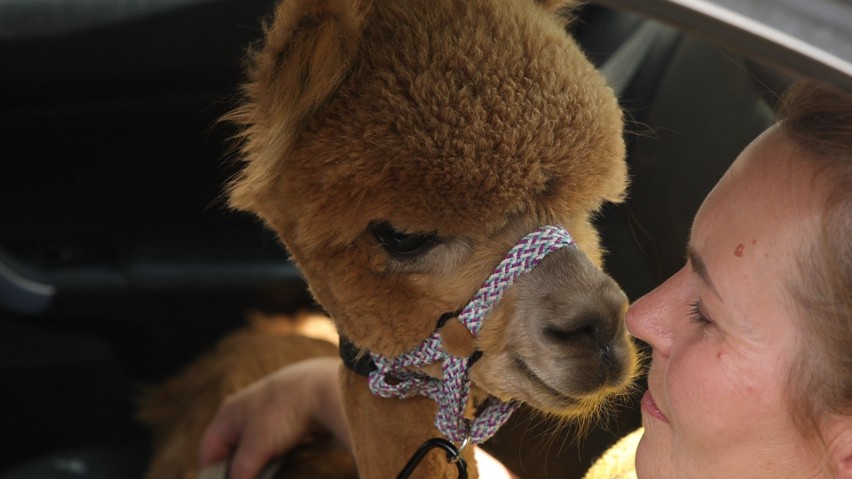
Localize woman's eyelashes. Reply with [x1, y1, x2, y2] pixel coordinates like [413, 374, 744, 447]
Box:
[688, 300, 713, 326]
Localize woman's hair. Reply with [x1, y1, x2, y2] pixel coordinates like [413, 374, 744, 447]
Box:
[777, 80, 852, 438]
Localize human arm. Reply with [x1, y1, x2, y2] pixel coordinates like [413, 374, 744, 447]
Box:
[197, 355, 517, 479]
[198, 356, 349, 479]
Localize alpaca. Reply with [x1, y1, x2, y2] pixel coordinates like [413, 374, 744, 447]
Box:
[143, 0, 639, 477]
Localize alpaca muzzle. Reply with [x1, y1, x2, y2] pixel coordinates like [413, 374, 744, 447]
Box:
[340, 225, 583, 446]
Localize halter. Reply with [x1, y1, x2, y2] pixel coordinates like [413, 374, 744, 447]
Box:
[341, 225, 577, 447]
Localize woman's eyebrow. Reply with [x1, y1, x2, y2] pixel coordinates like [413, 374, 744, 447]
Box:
[687, 245, 724, 302]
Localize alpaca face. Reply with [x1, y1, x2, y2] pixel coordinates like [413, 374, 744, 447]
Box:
[228, 0, 637, 416]
[364, 214, 638, 417]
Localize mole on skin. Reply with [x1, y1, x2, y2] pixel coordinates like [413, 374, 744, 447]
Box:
[735, 243, 745, 257]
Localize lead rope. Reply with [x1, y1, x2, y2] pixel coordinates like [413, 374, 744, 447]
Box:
[365, 226, 577, 478]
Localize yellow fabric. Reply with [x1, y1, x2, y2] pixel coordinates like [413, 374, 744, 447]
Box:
[582, 428, 643, 479]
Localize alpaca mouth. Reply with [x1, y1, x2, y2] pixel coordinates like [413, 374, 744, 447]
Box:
[511, 354, 580, 408]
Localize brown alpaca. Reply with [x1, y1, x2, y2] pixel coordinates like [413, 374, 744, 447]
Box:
[142, 0, 639, 477]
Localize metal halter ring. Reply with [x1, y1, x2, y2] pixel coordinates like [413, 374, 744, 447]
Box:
[450, 435, 472, 464]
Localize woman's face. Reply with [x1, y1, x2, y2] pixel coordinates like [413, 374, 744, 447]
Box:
[627, 127, 828, 478]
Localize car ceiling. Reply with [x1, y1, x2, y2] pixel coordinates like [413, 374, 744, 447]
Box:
[592, 0, 852, 93]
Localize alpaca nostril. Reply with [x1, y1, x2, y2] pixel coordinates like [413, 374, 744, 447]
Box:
[543, 312, 621, 350]
[543, 320, 600, 346]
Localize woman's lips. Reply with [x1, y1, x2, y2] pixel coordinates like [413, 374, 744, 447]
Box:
[641, 390, 670, 423]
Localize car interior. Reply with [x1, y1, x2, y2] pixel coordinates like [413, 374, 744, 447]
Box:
[0, 1, 789, 477]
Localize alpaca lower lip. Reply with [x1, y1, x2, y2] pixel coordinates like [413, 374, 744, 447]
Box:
[512, 355, 579, 406]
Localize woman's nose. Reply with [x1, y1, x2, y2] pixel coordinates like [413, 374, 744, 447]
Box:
[625, 268, 689, 356]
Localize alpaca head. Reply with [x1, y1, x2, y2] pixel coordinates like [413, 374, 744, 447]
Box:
[228, 0, 637, 418]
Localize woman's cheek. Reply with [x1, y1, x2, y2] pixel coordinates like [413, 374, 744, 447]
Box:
[667, 339, 724, 432]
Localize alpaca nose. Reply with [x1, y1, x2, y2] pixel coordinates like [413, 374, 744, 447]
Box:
[540, 274, 628, 353]
[511, 243, 629, 354]
[543, 314, 616, 349]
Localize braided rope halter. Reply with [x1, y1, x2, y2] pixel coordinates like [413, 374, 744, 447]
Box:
[368, 225, 577, 447]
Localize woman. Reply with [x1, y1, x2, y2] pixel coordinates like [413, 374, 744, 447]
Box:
[199, 81, 852, 478]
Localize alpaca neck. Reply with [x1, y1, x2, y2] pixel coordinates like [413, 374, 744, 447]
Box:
[339, 367, 478, 479]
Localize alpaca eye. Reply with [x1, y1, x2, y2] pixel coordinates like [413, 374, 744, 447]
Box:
[369, 221, 440, 258]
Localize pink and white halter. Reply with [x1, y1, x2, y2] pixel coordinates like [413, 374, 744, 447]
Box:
[365, 225, 577, 446]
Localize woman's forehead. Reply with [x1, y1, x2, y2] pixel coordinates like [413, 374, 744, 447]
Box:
[688, 129, 822, 319]
[696, 128, 818, 232]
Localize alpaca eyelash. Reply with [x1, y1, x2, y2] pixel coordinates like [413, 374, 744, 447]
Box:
[688, 301, 712, 325]
[368, 221, 441, 260]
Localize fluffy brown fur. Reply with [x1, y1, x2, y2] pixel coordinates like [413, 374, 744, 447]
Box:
[146, 0, 640, 477]
[139, 313, 356, 479]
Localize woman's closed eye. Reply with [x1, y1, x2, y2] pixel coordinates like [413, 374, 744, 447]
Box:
[688, 300, 713, 326]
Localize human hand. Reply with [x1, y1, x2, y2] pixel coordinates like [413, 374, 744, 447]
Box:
[198, 356, 348, 479]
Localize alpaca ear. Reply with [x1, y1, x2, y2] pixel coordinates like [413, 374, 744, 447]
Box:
[228, 0, 365, 210]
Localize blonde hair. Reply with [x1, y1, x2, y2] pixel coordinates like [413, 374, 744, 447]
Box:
[777, 81, 852, 437]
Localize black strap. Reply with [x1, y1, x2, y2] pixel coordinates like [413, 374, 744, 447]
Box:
[396, 438, 468, 479]
[339, 335, 376, 377]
